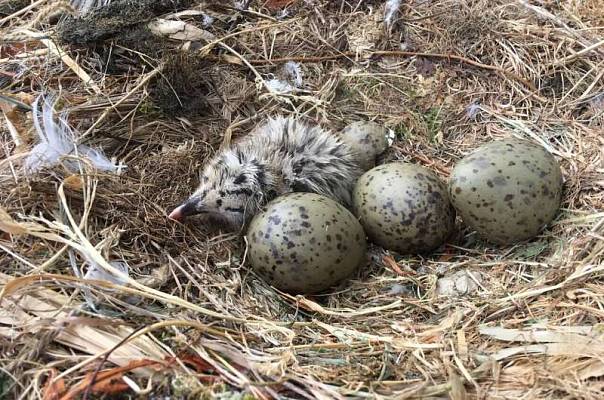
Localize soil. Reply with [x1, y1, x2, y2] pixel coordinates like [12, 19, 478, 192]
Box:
[56, 0, 194, 45]
[149, 51, 215, 116]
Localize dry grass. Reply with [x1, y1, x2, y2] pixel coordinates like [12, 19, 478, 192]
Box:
[1, 0, 603, 398]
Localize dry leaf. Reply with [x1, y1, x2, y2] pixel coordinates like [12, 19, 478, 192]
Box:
[63, 174, 84, 190]
[42, 369, 67, 400]
[0, 43, 28, 58]
[449, 371, 467, 400]
[0, 274, 48, 298]
[60, 360, 158, 400]
[0, 94, 31, 149]
[179, 354, 216, 375]
[438, 252, 455, 262]
[578, 360, 604, 380]
[220, 54, 243, 65]
[480, 325, 604, 362]
[419, 309, 464, 338]
[148, 19, 215, 42]
[14, 92, 35, 104]
[51, 354, 223, 397]
[296, 297, 328, 313]
[479, 325, 603, 344]
[489, 342, 603, 361]
[0, 206, 28, 235]
[382, 255, 415, 276]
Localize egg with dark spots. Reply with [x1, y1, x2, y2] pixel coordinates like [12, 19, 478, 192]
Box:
[246, 192, 367, 294]
[353, 162, 455, 254]
[338, 121, 393, 171]
[449, 138, 563, 245]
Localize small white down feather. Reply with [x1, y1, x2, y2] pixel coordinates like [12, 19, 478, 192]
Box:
[70, 0, 112, 14]
[384, 0, 402, 29]
[25, 94, 123, 174]
[266, 61, 304, 94]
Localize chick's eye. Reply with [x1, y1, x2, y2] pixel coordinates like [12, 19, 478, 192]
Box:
[224, 207, 245, 213]
[233, 174, 247, 185]
[216, 199, 223, 207]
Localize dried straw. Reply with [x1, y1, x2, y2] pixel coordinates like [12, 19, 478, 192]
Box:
[1, 0, 603, 398]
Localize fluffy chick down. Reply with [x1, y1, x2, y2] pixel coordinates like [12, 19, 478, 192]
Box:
[169, 116, 366, 230]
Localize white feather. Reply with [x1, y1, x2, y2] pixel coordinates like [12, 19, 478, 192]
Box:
[590, 92, 604, 111]
[386, 128, 396, 146]
[465, 101, 482, 120]
[84, 259, 129, 286]
[233, 1, 247, 10]
[70, 0, 112, 14]
[284, 61, 303, 87]
[384, 0, 402, 28]
[201, 13, 215, 28]
[265, 62, 304, 94]
[82, 259, 129, 310]
[266, 79, 295, 94]
[78, 146, 120, 171]
[25, 94, 123, 174]
[276, 9, 290, 20]
[26, 95, 73, 172]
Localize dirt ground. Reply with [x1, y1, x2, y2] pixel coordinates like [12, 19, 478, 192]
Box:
[1, 0, 603, 398]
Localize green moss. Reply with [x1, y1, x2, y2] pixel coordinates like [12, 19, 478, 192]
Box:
[393, 122, 412, 139]
[0, 371, 12, 399]
[423, 107, 442, 142]
[137, 99, 156, 115]
[149, 51, 213, 117]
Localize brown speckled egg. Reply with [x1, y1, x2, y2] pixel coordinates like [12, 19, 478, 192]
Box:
[339, 121, 393, 170]
[245, 193, 367, 294]
[353, 162, 455, 254]
[449, 138, 563, 245]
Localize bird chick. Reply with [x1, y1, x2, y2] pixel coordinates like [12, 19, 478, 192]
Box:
[169, 116, 365, 230]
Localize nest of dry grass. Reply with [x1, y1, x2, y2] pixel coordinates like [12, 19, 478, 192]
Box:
[1, 0, 603, 398]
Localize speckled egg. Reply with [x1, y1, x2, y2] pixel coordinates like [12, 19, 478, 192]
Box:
[339, 121, 393, 170]
[245, 192, 367, 294]
[353, 162, 455, 254]
[449, 138, 563, 244]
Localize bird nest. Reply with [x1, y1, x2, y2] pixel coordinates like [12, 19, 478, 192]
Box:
[1, 0, 603, 398]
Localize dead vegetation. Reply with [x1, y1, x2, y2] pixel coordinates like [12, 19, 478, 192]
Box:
[0, 0, 603, 398]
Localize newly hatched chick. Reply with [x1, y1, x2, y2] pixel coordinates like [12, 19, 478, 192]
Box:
[169, 116, 365, 230]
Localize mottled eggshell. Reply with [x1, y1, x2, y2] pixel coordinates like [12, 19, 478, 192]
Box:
[353, 162, 455, 254]
[339, 121, 393, 170]
[449, 138, 563, 245]
[246, 193, 367, 294]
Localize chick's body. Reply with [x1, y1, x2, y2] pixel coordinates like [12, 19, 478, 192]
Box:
[169, 116, 364, 229]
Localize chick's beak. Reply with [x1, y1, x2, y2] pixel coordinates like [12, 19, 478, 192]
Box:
[168, 198, 201, 222]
